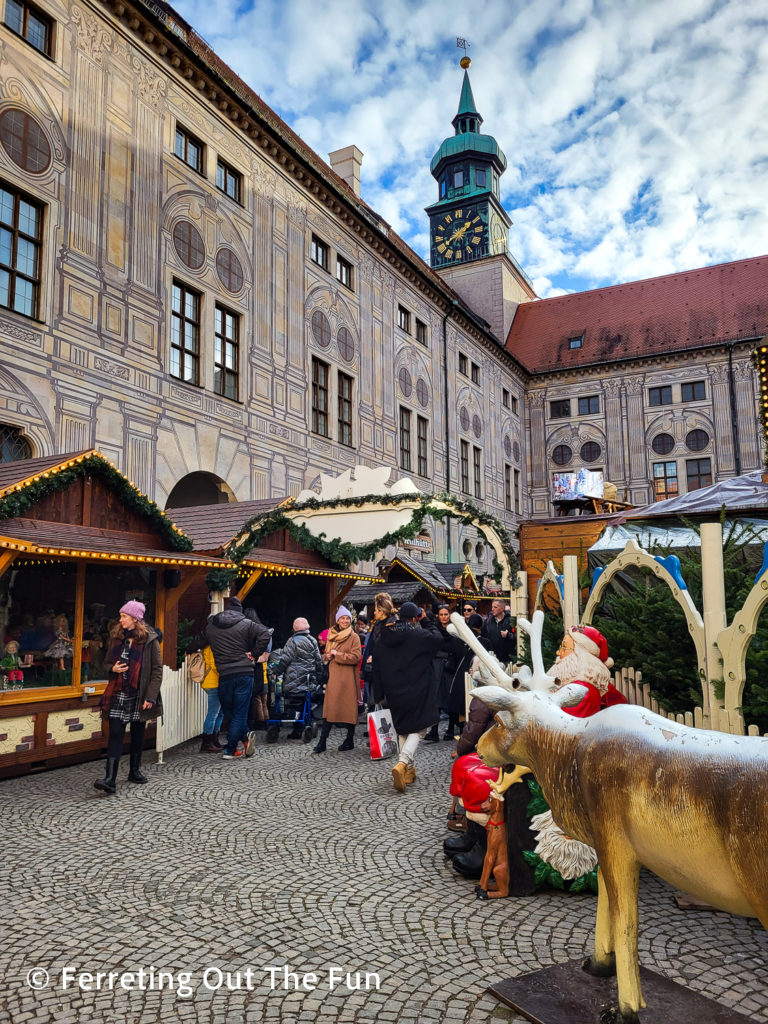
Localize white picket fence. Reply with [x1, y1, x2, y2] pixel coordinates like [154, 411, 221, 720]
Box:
[155, 662, 207, 762]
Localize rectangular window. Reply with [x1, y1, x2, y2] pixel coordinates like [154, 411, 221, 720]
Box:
[458, 353, 468, 376]
[502, 388, 510, 409]
[397, 304, 411, 333]
[504, 464, 512, 511]
[214, 304, 239, 400]
[578, 395, 600, 415]
[476, 169, 486, 188]
[652, 461, 678, 501]
[471, 362, 480, 385]
[550, 399, 570, 419]
[399, 406, 412, 472]
[415, 318, 427, 347]
[336, 255, 353, 290]
[311, 234, 329, 271]
[417, 415, 428, 477]
[454, 170, 464, 188]
[681, 380, 706, 402]
[568, 335, 583, 350]
[460, 440, 470, 494]
[311, 357, 329, 436]
[510, 394, 519, 415]
[514, 468, 521, 514]
[216, 159, 241, 203]
[0, 182, 42, 319]
[649, 385, 672, 407]
[174, 125, 204, 174]
[338, 371, 353, 447]
[473, 446, 482, 498]
[686, 457, 712, 492]
[170, 281, 200, 384]
[4, 0, 52, 56]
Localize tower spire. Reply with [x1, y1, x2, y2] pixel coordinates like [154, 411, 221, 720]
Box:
[453, 70, 482, 134]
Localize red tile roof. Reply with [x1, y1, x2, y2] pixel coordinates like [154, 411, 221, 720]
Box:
[506, 255, 768, 374]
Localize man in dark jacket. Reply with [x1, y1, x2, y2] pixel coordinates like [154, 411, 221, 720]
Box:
[481, 599, 516, 664]
[373, 601, 444, 793]
[193, 597, 271, 759]
[269, 618, 322, 738]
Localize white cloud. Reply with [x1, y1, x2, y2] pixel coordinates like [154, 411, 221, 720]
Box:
[173, 0, 768, 296]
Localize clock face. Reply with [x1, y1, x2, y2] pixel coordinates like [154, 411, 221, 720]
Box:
[433, 207, 485, 262]
[490, 213, 507, 255]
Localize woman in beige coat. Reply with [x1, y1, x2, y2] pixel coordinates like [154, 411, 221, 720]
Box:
[312, 606, 362, 753]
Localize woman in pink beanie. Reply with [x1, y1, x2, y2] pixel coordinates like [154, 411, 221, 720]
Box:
[94, 600, 163, 795]
[312, 605, 361, 754]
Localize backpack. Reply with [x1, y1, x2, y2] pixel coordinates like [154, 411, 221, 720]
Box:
[187, 649, 207, 684]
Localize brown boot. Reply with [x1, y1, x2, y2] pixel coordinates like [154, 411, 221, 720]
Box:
[392, 761, 408, 793]
[404, 765, 416, 785]
[200, 734, 221, 752]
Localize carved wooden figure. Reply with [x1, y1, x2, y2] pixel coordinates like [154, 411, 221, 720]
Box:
[475, 767, 518, 899]
[448, 611, 768, 1024]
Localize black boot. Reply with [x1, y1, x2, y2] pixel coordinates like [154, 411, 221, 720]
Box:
[452, 826, 488, 879]
[338, 726, 355, 751]
[128, 726, 148, 783]
[444, 820, 482, 858]
[94, 757, 119, 795]
[443, 717, 458, 740]
[423, 724, 440, 743]
[313, 720, 332, 754]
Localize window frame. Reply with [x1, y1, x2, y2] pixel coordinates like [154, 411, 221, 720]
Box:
[311, 357, 330, 437]
[649, 385, 673, 407]
[460, 439, 470, 494]
[514, 468, 521, 514]
[170, 280, 201, 385]
[504, 463, 512, 511]
[578, 395, 600, 415]
[470, 362, 480, 386]
[458, 352, 468, 376]
[310, 234, 329, 272]
[0, 179, 43, 320]
[216, 158, 242, 204]
[472, 445, 482, 499]
[338, 371, 353, 448]
[653, 460, 678, 501]
[335, 254, 353, 290]
[415, 318, 427, 347]
[213, 303, 239, 401]
[399, 405, 412, 472]
[686, 457, 712, 492]
[549, 398, 571, 419]
[568, 335, 583, 350]
[174, 124, 205, 175]
[397, 304, 411, 334]
[502, 388, 510, 410]
[510, 394, 519, 415]
[3, 0, 53, 58]
[681, 380, 706, 403]
[417, 415, 428, 477]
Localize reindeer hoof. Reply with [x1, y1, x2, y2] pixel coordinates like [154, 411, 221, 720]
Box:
[582, 953, 616, 978]
[598, 1008, 640, 1024]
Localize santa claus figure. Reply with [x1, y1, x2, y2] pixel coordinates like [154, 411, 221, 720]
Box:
[547, 624, 627, 718]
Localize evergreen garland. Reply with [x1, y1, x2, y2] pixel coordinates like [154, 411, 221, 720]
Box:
[523, 777, 599, 895]
[0, 454, 194, 552]
[204, 567, 241, 593]
[225, 491, 520, 586]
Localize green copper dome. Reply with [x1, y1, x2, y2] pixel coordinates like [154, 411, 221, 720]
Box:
[430, 132, 507, 176]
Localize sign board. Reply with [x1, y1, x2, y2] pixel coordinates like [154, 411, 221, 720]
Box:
[552, 469, 604, 501]
[397, 534, 433, 554]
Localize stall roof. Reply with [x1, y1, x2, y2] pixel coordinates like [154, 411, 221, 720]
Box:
[347, 580, 423, 606]
[625, 471, 768, 519]
[167, 498, 286, 552]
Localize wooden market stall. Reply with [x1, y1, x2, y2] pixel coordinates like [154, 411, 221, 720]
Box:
[347, 550, 496, 613]
[0, 451, 231, 778]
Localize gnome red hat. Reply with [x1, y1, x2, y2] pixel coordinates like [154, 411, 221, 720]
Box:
[571, 624, 614, 669]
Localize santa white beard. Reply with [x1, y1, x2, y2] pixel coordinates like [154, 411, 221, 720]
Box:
[547, 647, 610, 693]
[546, 649, 584, 685]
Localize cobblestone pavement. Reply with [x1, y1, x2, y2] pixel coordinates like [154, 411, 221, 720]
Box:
[0, 733, 766, 1023]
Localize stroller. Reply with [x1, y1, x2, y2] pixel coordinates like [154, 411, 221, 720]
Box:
[265, 665, 324, 744]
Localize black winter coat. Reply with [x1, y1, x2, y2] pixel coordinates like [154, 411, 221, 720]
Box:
[482, 612, 516, 663]
[270, 630, 322, 697]
[373, 619, 444, 734]
[196, 609, 271, 678]
[455, 696, 494, 757]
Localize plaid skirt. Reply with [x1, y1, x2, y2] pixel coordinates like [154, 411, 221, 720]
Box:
[107, 689, 143, 724]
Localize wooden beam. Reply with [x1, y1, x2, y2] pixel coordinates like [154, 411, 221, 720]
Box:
[329, 580, 355, 619]
[70, 562, 86, 688]
[0, 549, 19, 580]
[236, 568, 264, 602]
[155, 570, 167, 661]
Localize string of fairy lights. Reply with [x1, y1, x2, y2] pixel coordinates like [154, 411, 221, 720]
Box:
[753, 347, 768, 458]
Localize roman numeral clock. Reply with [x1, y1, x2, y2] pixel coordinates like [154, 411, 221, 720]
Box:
[433, 207, 487, 263]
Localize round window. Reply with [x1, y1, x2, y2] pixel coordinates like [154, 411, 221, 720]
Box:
[398, 367, 412, 397]
[504, 435, 512, 458]
[512, 440, 521, 463]
[215, 247, 243, 292]
[462, 539, 473, 559]
[416, 378, 429, 407]
[475, 542, 485, 561]
[0, 109, 51, 173]
[686, 428, 709, 452]
[173, 220, 205, 270]
[652, 433, 675, 456]
[311, 310, 331, 347]
[459, 407, 470, 432]
[581, 441, 602, 463]
[472, 414, 482, 439]
[337, 326, 355, 362]
[552, 444, 572, 466]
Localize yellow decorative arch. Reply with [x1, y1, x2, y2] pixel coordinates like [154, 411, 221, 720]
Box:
[717, 569, 768, 719]
[533, 560, 565, 617]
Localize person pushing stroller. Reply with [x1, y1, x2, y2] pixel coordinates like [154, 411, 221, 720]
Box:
[268, 618, 323, 740]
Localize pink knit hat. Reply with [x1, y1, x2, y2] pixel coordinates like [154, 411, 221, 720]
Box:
[120, 600, 146, 621]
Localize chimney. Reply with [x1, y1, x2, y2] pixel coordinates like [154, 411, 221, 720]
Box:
[328, 145, 363, 196]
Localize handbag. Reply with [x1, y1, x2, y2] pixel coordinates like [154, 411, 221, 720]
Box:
[367, 705, 398, 760]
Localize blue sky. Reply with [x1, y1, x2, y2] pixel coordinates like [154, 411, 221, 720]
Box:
[172, 0, 768, 297]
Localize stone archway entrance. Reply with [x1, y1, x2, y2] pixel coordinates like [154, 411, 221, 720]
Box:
[166, 471, 236, 509]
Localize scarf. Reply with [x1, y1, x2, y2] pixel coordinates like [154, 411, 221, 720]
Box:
[327, 624, 353, 644]
[99, 630, 145, 713]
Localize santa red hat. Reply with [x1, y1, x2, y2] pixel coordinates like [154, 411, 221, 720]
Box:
[570, 624, 614, 669]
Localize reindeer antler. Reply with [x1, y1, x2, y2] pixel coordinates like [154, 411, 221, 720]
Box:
[515, 610, 556, 692]
[447, 613, 516, 689]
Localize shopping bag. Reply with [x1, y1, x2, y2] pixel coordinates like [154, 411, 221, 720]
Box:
[367, 706, 399, 760]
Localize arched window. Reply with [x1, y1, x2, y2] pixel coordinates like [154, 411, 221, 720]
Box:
[0, 424, 32, 463]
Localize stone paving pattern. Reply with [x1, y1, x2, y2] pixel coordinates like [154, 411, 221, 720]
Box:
[0, 733, 766, 1023]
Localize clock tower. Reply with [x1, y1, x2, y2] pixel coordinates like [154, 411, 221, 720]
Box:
[426, 61, 511, 268]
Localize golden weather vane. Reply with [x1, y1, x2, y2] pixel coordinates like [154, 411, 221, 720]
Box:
[456, 37, 471, 69]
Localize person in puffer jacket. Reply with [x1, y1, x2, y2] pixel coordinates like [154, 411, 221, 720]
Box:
[269, 618, 322, 739]
[190, 597, 271, 759]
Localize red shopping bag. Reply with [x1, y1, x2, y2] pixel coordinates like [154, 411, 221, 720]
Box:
[367, 707, 398, 760]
